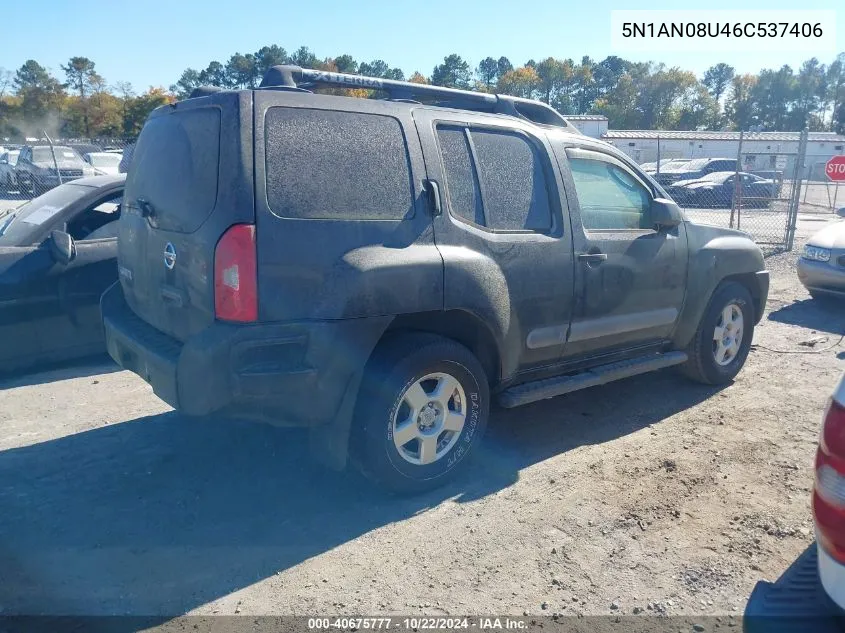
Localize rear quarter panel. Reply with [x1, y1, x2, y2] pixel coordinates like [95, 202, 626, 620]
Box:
[253, 92, 442, 322]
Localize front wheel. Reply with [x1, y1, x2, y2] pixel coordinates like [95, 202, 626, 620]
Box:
[680, 281, 755, 385]
[350, 333, 490, 494]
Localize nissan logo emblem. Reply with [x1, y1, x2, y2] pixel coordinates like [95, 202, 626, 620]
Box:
[163, 242, 177, 270]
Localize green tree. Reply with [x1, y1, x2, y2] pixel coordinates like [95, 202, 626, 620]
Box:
[333, 54, 358, 74]
[225, 53, 258, 88]
[13, 60, 65, 127]
[791, 58, 828, 130]
[255, 45, 288, 76]
[753, 65, 795, 129]
[359, 60, 389, 77]
[574, 56, 595, 113]
[62, 56, 97, 135]
[113, 81, 135, 136]
[476, 57, 499, 89]
[535, 57, 567, 105]
[725, 74, 759, 130]
[593, 56, 630, 97]
[199, 61, 226, 86]
[291, 46, 318, 69]
[702, 63, 735, 102]
[828, 53, 845, 132]
[431, 54, 471, 89]
[497, 57, 513, 78]
[171, 68, 201, 99]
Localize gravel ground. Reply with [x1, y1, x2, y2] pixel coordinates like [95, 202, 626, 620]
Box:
[0, 218, 843, 619]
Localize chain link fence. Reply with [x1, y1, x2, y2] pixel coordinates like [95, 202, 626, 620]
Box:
[802, 160, 845, 214]
[0, 138, 132, 206]
[630, 131, 810, 253]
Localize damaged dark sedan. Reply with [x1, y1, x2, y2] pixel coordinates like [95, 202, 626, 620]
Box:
[0, 175, 124, 373]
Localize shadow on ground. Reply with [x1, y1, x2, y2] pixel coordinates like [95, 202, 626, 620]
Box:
[768, 298, 845, 336]
[744, 543, 843, 632]
[0, 355, 119, 389]
[0, 369, 722, 616]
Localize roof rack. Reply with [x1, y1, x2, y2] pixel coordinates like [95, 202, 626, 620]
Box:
[257, 65, 580, 133]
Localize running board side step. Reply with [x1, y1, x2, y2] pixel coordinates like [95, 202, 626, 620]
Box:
[497, 351, 688, 408]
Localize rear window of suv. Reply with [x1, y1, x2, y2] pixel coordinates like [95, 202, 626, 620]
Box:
[264, 108, 413, 220]
[125, 107, 221, 233]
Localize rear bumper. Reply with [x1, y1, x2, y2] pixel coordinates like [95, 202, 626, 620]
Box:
[798, 258, 845, 297]
[101, 283, 389, 424]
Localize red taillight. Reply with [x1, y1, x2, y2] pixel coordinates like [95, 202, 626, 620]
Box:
[214, 224, 257, 322]
[814, 400, 845, 562]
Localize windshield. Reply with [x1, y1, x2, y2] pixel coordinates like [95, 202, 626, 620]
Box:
[32, 146, 84, 165]
[4, 151, 19, 166]
[88, 154, 121, 168]
[0, 182, 90, 246]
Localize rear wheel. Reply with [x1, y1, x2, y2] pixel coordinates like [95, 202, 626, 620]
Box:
[350, 333, 489, 493]
[680, 281, 754, 385]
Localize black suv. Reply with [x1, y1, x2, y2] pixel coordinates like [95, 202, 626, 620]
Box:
[102, 66, 769, 492]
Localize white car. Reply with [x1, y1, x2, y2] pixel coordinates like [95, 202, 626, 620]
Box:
[814, 372, 845, 610]
[83, 152, 123, 176]
[0, 150, 20, 191]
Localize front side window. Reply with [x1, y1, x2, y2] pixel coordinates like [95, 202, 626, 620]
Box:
[566, 151, 653, 230]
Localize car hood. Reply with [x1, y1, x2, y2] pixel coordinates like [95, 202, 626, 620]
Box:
[685, 219, 758, 248]
[807, 221, 845, 250]
[32, 160, 87, 170]
[672, 179, 716, 188]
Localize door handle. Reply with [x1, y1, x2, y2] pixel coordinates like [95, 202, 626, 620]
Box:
[423, 179, 442, 217]
[578, 252, 607, 264]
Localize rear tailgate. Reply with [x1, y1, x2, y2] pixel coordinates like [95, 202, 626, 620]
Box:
[117, 91, 254, 342]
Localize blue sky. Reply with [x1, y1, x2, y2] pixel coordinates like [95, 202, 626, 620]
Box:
[1, 0, 842, 92]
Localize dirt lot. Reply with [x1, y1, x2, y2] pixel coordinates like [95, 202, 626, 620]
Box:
[1, 219, 843, 619]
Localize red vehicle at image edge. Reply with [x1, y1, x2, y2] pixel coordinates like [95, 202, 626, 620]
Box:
[815, 373, 845, 610]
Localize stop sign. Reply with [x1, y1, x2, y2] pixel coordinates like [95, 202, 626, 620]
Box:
[826, 155, 845, 182]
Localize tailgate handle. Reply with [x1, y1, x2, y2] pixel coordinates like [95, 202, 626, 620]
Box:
[137, 198, 156, 219]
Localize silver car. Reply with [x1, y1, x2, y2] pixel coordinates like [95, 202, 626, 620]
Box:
[798, 209, 845, 299]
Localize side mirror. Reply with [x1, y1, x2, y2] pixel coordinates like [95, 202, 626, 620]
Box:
[837, 208, 845, 219]
[651, 198, 683, 230]
[48, 230, 76, 265]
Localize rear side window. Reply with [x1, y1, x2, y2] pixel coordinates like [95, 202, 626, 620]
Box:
[471, 129, 552, 231]
[436, 126, 484, 226]
[265, 108, 413, 220]
[126, 107, 221, 233]
[435, 124, 554, 232]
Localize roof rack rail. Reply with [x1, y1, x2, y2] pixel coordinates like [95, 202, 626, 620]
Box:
[259, 65, 580, 133]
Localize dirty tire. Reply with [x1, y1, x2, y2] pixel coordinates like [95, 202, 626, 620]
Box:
[680, 281, 754, 385]
[350, 333, 489, 494]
